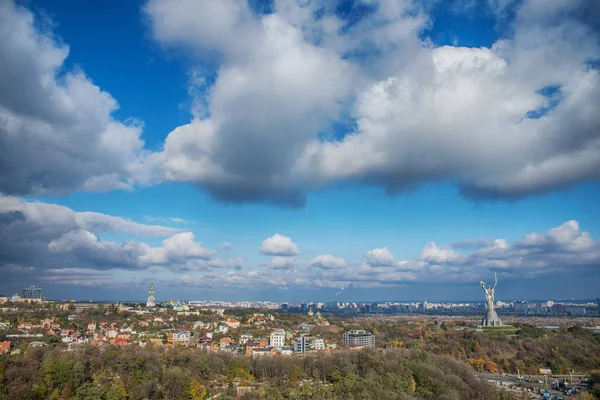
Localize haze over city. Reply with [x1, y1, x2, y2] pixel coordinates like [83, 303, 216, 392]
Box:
[1, 0, 599, 303]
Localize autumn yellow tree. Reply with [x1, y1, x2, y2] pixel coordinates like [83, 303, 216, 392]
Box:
[189, 378, 207, 400]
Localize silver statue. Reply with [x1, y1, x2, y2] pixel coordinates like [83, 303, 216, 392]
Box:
[480, 273, 503, 326]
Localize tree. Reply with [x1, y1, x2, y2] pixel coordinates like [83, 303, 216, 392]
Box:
[189, 378, 207, 400]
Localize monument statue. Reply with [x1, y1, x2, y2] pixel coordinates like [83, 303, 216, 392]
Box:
[480, 273, 502, 326]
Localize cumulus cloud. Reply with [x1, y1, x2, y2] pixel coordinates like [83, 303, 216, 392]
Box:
[420, 242, 459, 263]
[140, 0, 600, 205]
[365, 247, 398, 267]
[0, 1, 156, 196]
[219, 242, 232, 249]
[310, 254, 346, 269]
[260, 233, 299, 256]
[2, 0, 599, 205]
[3, 206, 597, 292]
[137, 232, 214, 264]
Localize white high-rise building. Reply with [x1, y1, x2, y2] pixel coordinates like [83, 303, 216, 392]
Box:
[146, 283, 156, 307]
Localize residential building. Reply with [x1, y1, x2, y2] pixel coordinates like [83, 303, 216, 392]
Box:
[278, 347, 293, 356]
[169, 330, 191, 344]
[0, 341, 11, 354]
[224, 318, 240, 329]
[251, 348, 276, 357]
[293, 336, 310, 353]
[566, 305, 586, 316]
[342, 329, 375, 348]
[240, 334, 253, 344]
[311, 338, 325, 350]
[514, 300, 529, 314]
[270, 330, 286, 348]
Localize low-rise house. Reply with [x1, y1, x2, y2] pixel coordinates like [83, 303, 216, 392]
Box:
[219, 337, 232, 346]
[87, 322, 97, 332]
[217, 324, 229, 333]
[224, 318, 240, 329]
[239, 334, 253, 344]
[120, 325, 135, 334]
[221, 344, 243, 354]
[0, 322, 12, 330]
[61, 336, 74, 343]
[41, 318, 57, 329]
[60, 328, 74, 336]
[29, 341, 47, 348]
[193, 320, 212, 330]
[168, 330, 191, 344]
[111, 338, 129, 346]
[197, 336, 212, 350]
[311, 338, 325, 350]
[0, 341, 11, 354]
[18, 322, 33, 331]
[251, 347, 277, 357]
[106, 328, 118, 339]
[277, 347, 293, 356]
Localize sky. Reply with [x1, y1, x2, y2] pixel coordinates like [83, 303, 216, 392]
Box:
[0, 0, 599, 303]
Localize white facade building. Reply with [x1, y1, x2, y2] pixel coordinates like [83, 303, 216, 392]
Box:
[270, 330, 285, 348]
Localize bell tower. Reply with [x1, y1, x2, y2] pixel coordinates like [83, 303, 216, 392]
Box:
[146, 283, 156, 307]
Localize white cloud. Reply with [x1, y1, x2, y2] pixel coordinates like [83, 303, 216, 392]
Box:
[260, 233, 299, 256]
[145, 0, 600, 204]
[310, 254, 346, 269]
[420, 242, 459, 263]
[2, 0, 599, 205]
[0, 1, 155, 196]
[138, 232, 214, 264]
[219, 242, 232, 249]
[365, 247, 398, 267]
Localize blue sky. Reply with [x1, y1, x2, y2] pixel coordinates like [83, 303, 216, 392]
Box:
[1, 0, 599, 302]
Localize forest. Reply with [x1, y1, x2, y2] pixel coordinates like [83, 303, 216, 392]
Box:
[0, 345, 519, 400]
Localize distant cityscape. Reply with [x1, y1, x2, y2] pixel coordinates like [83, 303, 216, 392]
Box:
[2, 284, 599, 318]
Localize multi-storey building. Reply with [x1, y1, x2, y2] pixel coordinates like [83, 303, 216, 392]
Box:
[293, 336, 310, 353]
[21, 286, 43, 300]
[342, 329, 375, 348]
[269, 329, 285, 348]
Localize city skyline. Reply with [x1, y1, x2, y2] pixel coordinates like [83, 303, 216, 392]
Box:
[1, 0, 599, 302]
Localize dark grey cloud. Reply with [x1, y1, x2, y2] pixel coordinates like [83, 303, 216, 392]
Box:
[0, 196, 216, 274]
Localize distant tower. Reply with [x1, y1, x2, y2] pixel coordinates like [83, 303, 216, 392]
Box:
[146, 283, 156, 307]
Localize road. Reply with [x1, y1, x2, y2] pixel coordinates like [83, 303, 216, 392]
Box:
[475, 372, 587, 399]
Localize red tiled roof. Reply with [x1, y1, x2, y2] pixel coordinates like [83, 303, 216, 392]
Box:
[0, 341, 11, 353]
